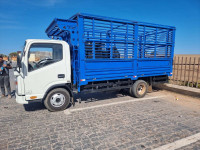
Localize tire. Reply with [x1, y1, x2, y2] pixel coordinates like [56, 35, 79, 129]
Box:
[130, 80, 147, 98]
[44, 88, 70, 112]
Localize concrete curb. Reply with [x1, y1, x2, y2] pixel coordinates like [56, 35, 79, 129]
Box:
[153, 83, 200, 98]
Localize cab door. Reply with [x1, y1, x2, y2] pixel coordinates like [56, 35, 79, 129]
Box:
[24, 40, 71, 100]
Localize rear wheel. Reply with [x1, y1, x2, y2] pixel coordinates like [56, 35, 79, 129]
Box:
[130, 80, 147, 98]
[44, 88, 70, 112]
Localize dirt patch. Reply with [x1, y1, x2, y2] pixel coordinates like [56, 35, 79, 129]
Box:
[151, 89, 200, 112]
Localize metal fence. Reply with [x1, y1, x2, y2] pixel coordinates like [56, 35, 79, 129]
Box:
[169, 56, 200, 88]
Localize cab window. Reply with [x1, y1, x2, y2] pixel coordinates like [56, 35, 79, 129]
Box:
[28, 43, 63, 72]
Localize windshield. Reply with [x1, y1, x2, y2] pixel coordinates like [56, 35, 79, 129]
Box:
[16, 41, 26, 69]
[20, 41, 26, 58]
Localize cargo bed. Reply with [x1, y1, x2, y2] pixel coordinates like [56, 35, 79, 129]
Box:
[46, 13, 175, 91]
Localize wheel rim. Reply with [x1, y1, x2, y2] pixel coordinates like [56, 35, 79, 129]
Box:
[137, 83, 146, 95]
[50, 93, 65, 107]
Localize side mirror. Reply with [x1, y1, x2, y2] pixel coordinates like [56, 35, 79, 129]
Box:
[14, 67, 20, 76]
[17, 54, 22, 68]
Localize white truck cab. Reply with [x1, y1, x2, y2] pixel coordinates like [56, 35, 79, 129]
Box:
[15, 39, 71, 111]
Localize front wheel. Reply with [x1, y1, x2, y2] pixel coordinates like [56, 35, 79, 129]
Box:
[130, 80, 147, 98]
[44, 88, 70, 112]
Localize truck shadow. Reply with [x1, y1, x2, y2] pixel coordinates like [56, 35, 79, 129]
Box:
[21, 88, 162, 112]
[23, 90, 129, 111]
[23, 102, 46, 111]
[74, 90, 129, 103]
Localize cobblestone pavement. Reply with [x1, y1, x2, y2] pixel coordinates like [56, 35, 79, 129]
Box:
[1, 89, 200, 150]
[178, 141, 200, 150]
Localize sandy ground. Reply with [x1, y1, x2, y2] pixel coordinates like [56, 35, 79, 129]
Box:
[150, 89, 200, 113]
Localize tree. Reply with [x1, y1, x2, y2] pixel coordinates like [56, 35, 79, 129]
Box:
[0, 54, 7, 57]
[9, 52, 18, 57]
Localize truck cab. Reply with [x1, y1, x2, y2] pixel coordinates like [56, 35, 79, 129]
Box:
[15, 39, 72, 111]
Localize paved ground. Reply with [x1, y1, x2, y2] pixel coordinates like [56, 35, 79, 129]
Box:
[1, 88, 200, 150]
[0, 66, 200, 150]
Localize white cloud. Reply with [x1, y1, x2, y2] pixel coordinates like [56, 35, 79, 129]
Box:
[0, 13, 12, 19]
[0, 25, 25, 29]
[0, 0, 64, 7]
[0, 13, 20, 29]
[23, 0, 64, 7]
[0, 19, 18, 24]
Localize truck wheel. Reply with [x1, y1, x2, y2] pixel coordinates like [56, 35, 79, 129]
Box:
[44, 88, 70, 112]
[130, 80, 147, 98]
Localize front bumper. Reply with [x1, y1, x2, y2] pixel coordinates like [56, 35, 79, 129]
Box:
[15, 93, 28, 104]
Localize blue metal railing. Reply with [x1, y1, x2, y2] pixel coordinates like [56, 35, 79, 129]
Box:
[81, 15, 174, 60]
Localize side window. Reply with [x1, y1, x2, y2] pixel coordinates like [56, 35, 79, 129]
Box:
[28, 43, 63, 72]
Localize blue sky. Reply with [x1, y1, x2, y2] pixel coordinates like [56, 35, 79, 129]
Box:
[0, 0, 199, 55]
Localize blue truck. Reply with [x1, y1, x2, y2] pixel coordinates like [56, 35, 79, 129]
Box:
[15, 13, 175, 111]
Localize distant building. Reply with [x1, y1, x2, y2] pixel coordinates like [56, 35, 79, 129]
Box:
[11, 57, 17, 61]
[29, 54, 36, 62]
[3, 57, 8, 61]
[28, 51, 52, 62]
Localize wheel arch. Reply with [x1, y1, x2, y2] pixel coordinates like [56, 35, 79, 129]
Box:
[42, 83, 73, 102]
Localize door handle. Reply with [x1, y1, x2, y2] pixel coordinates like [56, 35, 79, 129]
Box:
[58, 74, 65, 78]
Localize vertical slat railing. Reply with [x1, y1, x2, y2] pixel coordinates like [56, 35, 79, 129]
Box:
[110, 22, 113, 59]
[142, 26, 146, 58]
[179, 57, 183, 85]
[176, 57, 180, 84]
[196, 58, 200, 88]
[191, 57, 196, 87]
[125, 24, 128, 59]
[154, 28, 158, 58]
[171, 56, 200, 88]
[187, 57, 191, 86]
[183, 57, 187, 86]
[172, 56, 176, 84]
[92, 18, 95, 59]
